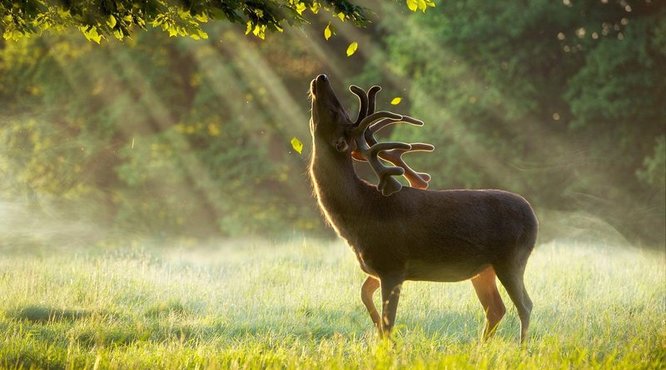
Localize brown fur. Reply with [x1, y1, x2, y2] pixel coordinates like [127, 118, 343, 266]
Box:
[308, 75, 538, 342]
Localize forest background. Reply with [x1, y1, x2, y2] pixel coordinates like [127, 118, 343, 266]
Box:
[1, 0, 664, 249]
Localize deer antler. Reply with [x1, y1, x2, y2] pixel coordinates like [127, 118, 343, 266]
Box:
[351, 85, 368, 125]
[348, 85, 435, 196]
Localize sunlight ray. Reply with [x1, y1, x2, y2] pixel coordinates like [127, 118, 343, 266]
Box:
[331, 5, 650, 223]
[67, 36, 229, 231]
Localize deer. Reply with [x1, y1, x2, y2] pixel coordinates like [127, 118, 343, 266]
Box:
[308, 74, 538, 343]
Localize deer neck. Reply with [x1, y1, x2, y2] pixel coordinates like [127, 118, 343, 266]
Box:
[309, 139, 367, 227]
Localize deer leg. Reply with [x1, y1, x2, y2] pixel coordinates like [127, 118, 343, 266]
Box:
[495, 265, 533, 343]
[379, 276, 403, 337]
[471, 266, 506, 340]
[361, 276, 381, 332]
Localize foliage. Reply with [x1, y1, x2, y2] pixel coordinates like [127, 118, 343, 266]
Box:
[637, 136, 666, 190]
[363, 0, 665, 244]
[0, 0, 369, 42]
[0, 240, 664, 368]
[0, 26, 321, 237]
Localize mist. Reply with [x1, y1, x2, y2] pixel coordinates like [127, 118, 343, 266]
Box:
[1, 7, 663, 250]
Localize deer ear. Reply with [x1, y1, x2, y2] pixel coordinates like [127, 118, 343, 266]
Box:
[351, 150, 365, 160]
[333, 137, 349, 152]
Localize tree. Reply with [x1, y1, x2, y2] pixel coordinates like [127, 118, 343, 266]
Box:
[0, 0, 436, 42]
[0, 25, 325, 237]
[362, 0, 665, 245]
[0, 0, 437, 240]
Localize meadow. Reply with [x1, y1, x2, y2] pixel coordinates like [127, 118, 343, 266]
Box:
[0, 238, 663, 369]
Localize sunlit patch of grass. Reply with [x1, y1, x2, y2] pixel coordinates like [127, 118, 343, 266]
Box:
[0, 239, 663, 369]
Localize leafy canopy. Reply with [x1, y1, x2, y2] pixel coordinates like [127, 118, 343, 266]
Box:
[0, 0, 371, 42]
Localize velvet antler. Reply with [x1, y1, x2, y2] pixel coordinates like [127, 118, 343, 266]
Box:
[348, 85, 435, 196]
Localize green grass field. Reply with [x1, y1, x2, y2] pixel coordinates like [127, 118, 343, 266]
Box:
[0, 239, 664, 369]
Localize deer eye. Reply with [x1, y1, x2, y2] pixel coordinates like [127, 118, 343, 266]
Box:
[327, 110, 339, 121]
[331, 108, 348, 122]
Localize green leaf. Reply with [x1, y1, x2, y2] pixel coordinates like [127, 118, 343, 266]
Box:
[346, 41, 358, 57]
[291, 137, 304, 154]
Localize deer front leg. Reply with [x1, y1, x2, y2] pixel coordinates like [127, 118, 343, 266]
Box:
[471, 266, 506, 340]
[361, 276, 381, 332]
[379, 276, 403, 337]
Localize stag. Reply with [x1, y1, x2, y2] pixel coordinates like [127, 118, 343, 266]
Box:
[308, 74, 538, 342]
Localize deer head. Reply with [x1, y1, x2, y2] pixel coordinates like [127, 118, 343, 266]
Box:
[309, 74, 434, 196]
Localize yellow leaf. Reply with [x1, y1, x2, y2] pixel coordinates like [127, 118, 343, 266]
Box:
[390, 97, 402, 105]
[253, 24, 266, 39]
[324, 23, 332, 40]
[107, 15, 117, 28]
[418, 0, 427, 11]
[337, 12, 345, 21]
[346, 41, 358, 57]
[310, 3, 320, 14]
[291, 137, 304, 154]
[295, 2, 307, 15]
[80, 26, 102, 44]
[406, 0, 418, 12]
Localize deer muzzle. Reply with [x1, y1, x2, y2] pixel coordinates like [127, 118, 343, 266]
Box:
[311, 74, 335, 100]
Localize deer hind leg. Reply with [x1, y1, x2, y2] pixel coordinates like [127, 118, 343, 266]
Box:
[361, 276, 381, 332]
[495, 263, 533, 343]
[379, 275, 403, 337]
[471, 266, 506, 340]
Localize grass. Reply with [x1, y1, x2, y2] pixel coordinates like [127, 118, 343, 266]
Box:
[0, 238, 664, 369]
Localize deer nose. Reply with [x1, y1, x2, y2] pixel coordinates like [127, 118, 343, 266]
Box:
[316, 74, 328, 83]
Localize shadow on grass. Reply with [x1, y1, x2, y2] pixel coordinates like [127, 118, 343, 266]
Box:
[143, 300, 191, 318]
[201, 307, 485, 344]
[4, 303, 512, 351]
[7, 305, 93, 323]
